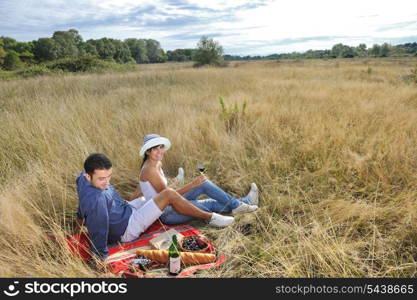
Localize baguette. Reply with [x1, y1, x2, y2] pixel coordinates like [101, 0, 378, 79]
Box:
[136, 249, 216, 264]
[181, 251, 216, 264]
[136, 249, 168, 263]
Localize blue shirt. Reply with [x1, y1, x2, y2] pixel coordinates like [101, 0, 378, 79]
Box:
[76, 173, 132, 259]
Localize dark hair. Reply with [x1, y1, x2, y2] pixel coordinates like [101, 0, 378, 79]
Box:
[140, 145, 162, 169]
[140, 154, 148, 170]
[84, 153, 112, 176]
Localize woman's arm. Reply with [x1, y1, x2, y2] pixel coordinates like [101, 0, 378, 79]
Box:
[128, 173, 144, 200]
[145, 165, 207, 195]
[146, 167, 169, 193]
[176, 175, 207, 195]
[129, 185, 144, 201]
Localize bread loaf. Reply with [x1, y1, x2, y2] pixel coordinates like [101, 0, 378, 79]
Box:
[181, 251, 216, 264]
[136, 249, 168, 263]
[136, 249, 216, 264]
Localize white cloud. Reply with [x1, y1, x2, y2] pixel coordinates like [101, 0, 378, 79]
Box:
[1, 0, 416, 55]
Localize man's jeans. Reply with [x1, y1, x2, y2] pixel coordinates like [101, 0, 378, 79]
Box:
[160, 180, 250, 224]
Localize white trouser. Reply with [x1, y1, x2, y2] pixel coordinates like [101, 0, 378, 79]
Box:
[120, 197, 162, 242]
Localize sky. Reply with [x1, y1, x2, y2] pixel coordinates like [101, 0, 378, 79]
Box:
[1, 0, 416, 55]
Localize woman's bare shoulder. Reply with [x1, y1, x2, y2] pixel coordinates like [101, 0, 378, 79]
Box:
[140, 165, 158, 181]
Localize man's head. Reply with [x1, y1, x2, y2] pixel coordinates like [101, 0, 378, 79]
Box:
[83, 153, 113, 190]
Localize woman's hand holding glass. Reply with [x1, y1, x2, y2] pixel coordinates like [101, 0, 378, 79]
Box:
[191, 175, 207, 188]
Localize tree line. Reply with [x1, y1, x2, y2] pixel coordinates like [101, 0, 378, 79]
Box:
[0, 30, 224, 72]
[224, 42, 417, 61]
[0, 29, 170, 71]
[1, 28, 416, 71]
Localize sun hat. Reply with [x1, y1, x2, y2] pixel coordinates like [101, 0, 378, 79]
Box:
[139, 134, 171, 157]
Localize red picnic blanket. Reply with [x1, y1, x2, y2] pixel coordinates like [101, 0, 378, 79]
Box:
[65, 221, 225, 278]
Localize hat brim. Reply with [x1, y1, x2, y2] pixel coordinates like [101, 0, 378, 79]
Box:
[139, 137, 171, 156]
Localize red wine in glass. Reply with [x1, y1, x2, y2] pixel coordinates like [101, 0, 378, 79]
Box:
[197, 164, 206, 174]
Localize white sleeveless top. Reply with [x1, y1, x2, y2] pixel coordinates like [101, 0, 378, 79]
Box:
[139, 168, 168, 201]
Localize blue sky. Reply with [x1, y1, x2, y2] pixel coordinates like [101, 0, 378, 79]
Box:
[1, 0, 416, 55]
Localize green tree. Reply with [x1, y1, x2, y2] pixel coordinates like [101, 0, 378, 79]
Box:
[125, 38, 148, 63]
[84, 40, 98, 56]
[33, 38, 58, 62]
[304, 49, 331, 59]
[0, 37, 17, 51]
[146, 39, 166, 63]
[167, 48, 195, 61]
[370, 44, 381, 57]
[3, 50, 24, 70]
[399, 42, 417, 56]
[0, 46, 6, 66]
[12, 41, 34, 54]
[331, 43, 355, 58]
[356, 43, 367, 57]
[18, 51, 35, 64]
[52, 29, 82, 58]
[85, 38, 135, 63]
[380, 43, 390, 57]
[389, 45, 406, 57]
[89, 38, 116, 61]
[0, 39, 35, 64]
[68, 29, 84, 49]
[193, 36, 224, 66]
[113, 40, 134, 63]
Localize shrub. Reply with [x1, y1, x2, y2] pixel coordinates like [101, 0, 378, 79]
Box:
[46, 55, 110, 72]
[0, 70, 16, 80]
[46, 55, 136, 73]
[193, 37, 224, 67]
[15, 65, 55, 78]
[3, 51, 24, 70]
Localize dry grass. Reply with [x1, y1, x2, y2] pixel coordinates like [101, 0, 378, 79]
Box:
[1, 58, 416, 277]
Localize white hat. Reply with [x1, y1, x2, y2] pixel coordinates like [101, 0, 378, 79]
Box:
[139, 134, 171, 157]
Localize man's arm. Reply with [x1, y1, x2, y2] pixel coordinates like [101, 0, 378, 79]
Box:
[75, 206, 85, 233]
[84, 195, 110, 260]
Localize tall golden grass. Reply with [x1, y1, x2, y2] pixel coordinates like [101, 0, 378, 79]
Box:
[0, 58, 416, 277]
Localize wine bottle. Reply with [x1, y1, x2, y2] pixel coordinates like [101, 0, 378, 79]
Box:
[168, 235, 181, 276]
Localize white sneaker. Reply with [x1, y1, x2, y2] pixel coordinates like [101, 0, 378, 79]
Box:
[231, 202, 258, 215]
[246, 183, 259, 206]
[175, 167, 185, 183]
[208, 213, 234, 227]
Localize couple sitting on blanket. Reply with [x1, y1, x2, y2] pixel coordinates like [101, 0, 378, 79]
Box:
[76, 134, 259, 260]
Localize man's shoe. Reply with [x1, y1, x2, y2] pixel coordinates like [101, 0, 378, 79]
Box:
[231, 202, 258, 215]
[208, 213, 234, 227]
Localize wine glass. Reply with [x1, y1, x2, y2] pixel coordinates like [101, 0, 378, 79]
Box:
[197, 164, 206, 174]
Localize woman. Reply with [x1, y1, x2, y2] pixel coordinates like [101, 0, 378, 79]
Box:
[133, 134, 259, 225]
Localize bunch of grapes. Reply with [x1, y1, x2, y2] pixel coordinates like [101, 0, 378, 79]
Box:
[182, 236, 207, 251]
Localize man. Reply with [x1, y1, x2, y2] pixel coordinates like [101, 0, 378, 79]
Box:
[76, 153, 234, 260]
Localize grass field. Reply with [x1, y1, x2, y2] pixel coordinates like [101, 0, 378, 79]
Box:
[0, 58, 416, 277]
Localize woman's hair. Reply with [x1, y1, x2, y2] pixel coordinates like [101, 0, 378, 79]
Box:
[140, 144, 162, 169]
[140, 153, 148, 170]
